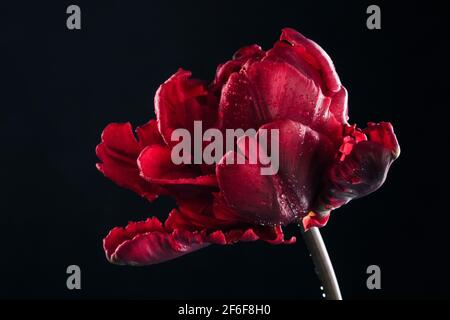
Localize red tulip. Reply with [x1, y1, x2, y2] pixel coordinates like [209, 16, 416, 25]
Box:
[96, 28, 399, 266]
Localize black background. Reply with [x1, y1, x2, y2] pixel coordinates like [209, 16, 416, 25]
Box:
[1, 0, 449, 299]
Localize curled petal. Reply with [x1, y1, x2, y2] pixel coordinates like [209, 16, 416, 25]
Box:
[217, 119, 334, 226]
[280, 28, 341, 93]
[96, 122, 165, 201]
[364, 122, 400, 157]
[328, 86, 349, 125]
[138, 144, 218, 187]
[254, 225, 297, 245]
[105, 225, 210, 265]
[246, 60, 323, 126]
[103, 217, 164, 261]
[155, 69, 218, 145]
[218, 72, 261, 130]
[136, 120, 164, 148]
[166, 198, 233, 231]
[265, 40, 324, 88]
[166, 194, 246, 231]
[214, 28, 347, 141]
[232, 44, 264, 60]
[313, 122, 400, 212]
[104, 214, 294, 266]
[219, 60, 328, 132]
[212, 44, 264, 95]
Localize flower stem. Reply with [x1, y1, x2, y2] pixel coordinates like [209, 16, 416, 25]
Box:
[301, 226, 342, 300]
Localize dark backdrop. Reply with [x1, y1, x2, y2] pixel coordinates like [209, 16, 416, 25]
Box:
[1, 0, 449, 299]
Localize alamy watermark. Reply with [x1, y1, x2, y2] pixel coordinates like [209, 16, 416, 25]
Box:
[66, 5, 81, 30]
[366, 5, 381, 30]
[366, 265, 381, 290]
[171, 121, 279, 175]
[66, 264, 81, 290]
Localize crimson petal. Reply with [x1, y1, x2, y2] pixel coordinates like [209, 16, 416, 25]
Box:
[165, 195, 242, 231]
[217, 119, 334, 226]
[211, 44, 264, 95]
[313, 122, 400, 213]
[138, 144, 218, 187]
[104, 213, 294, 266]
[219, 30, 347, 141]
[96, 121, 165, 201]
[219, 60, 328, 131]
[280, 28, 341, 93]
[155, 69, 218, 146]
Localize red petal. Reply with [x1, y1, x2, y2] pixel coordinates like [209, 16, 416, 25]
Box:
[219, 60, 329, 131]
[329, 86, 349, 124]
[313, 122, 400, 213]
[211, 45, 264, 95]
[106, 227, 209, 265]
[103, 217, 164, 261]
[246, 60, 323, 126]
[165, 192, 251, 232]
[166, 194, 243, 231]
[136, 119, 164, 148]
[138, 144, 218, 186]
[155, 69, 218, 146]
[217, 120, 334, 226]
[232, 44, 264, 60]
[218, 29, 347, 141]
[364, 122, 400, 158]
[280, 28, 341, 93]
[253, 225, 297, 244]
[96, 122, 165, 201]
[104, 214, 294, 266]
[218, 71, 261, 130]
[265, 40, 324, 90]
